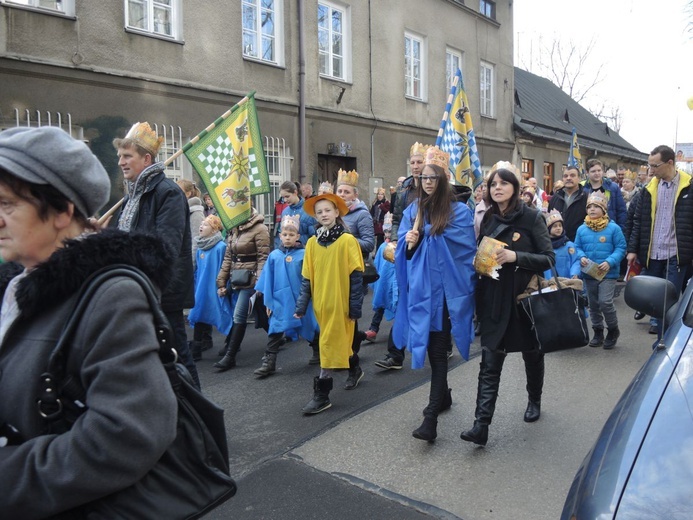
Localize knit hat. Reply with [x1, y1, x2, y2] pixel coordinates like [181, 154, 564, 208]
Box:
[0, 126, 110, 217]
[545, 209, 563, 230]
[586, 191, 608, 215]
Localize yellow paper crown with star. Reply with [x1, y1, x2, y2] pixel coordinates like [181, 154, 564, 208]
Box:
[623, 169, 637, 181]
[280, 214, 301, 232]
[586, 191, 608, 214]
[424, 146, 450, 169]
[410, 142, 431, 158]
[124, 122, 164, 156]
[337, 168, 359, 187]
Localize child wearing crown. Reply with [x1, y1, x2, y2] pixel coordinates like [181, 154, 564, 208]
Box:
[294, 193, 365, 415]
[188, 215, 233, 360]
[574, 192, 626, 350]
[393, 146, 476, 442]
[253, 214, 319, 377]
[543, 209, 583, 280]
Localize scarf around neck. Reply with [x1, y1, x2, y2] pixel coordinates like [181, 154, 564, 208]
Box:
[550, 233, 569, 249]
[195, 232, 223, 251]
[316, 223, 345, 244]
[584, 215, 609, 232]
[118, 162, 164, 231]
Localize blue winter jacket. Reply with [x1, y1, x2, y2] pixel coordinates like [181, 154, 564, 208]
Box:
[278, 198, 317, 246]
[574, 221, 627, 280]
[544, 239, 583, 279]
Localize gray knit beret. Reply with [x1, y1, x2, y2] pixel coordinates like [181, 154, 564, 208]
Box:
[0, 126, 110, 217]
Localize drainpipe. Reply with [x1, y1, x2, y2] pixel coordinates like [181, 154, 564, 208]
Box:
[298, 0, 306, 183]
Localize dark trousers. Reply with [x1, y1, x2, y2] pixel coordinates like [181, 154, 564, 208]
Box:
[265, 332, 285, 355]
[423, 328, 452, 418]
[193, 322, 213, 343]
[350, 320, 362, 367]
[386, 327, 405, 363]
[165, 310, 200, 389]
[369, 307, 385, 332]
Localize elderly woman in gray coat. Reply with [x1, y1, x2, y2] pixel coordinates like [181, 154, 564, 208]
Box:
[0, 127, 177, 518]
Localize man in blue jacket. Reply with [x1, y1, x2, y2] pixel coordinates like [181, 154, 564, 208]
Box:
[582, 158, 627, 232]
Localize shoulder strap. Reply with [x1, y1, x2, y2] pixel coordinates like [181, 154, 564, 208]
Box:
[37, 265, 177, 426]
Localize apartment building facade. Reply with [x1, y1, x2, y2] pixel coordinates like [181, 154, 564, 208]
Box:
[0, 0, 514, 215]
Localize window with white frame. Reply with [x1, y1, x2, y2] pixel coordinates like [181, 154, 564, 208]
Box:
[126, 0, 181, 39]
[445, 48, 462, 92]
[1, 0, 75, 16]
[405, 32, 426, 100]
[480, 61, 494, 117]
[318, 1, 350, 81]
[480, 0, 495, 20]
[243, 0, 284, 66]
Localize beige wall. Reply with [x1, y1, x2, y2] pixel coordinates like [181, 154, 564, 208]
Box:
[0, 0, 515, 195]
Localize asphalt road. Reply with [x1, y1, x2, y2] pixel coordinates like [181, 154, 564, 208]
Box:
[197, 282, 653, 519]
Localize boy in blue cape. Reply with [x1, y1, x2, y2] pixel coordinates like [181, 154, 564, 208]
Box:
[254, 214, 319, 377]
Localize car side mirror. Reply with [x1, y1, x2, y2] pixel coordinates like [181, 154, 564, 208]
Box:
[624, 275, 678, 320]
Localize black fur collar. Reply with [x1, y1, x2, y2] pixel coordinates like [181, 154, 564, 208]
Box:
[0, 229, 174, 320]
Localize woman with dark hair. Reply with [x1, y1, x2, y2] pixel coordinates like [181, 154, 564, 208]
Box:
[369, 187, 391, 250]
[393, 147, 476, 442]
[460, 167, 554, 447]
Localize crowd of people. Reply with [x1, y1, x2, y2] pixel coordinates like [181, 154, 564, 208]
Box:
[0, 120, 688, 514]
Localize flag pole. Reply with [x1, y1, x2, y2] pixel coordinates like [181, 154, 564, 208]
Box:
[435, 73, 460, 146]
[98, 91, 257, 225]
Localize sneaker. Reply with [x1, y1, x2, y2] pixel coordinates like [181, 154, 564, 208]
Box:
[374, 356, 403, 370]
[648, 325, 658, 335]
[365, 330, 377, 342]
[447, 349, 454, 360]
[634, 311, 646, 320]
[344, 366, 364, 390]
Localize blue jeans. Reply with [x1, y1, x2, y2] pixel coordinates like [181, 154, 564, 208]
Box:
[643, 257, 687, 332]
[231, 288, 254, 324]
[584, 278, 618, 330]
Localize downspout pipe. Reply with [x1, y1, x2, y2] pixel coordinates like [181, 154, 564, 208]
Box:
[298, 0, 306, 183]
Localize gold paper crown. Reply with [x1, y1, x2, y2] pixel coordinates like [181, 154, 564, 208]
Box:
[424, 146, 450, 169]
[124, 122, 164, 156]
[410, 142, 431, 157]
[490, 161, 522, 182]
[337, 169, 359, 187]
[318, 181, 334, 194]
[545, 209, 563, 229]
[522, 185, 536, 196]
[280, 214, 301, 231]
[586, 191, 608, 213]
[623, 169, 637, 181]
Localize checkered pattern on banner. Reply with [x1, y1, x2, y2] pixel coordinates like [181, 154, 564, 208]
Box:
[197, 135, 263, 188]
[441, 119, 463, 171]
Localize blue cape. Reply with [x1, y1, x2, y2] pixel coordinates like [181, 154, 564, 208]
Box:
[393, 201, 477, 369]
[371, 241, 398, 320]
[189, 240, 233, 334]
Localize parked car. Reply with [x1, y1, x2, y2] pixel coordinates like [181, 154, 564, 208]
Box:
[561, 275, 693, 520]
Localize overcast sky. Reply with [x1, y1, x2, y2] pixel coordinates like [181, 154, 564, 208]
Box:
[514, 0, 693, 154]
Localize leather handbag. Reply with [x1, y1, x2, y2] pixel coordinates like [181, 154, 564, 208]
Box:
[362, 261, 380, 284]
[517, 266, 589, 353]
[37, 265, 236, 519]
[230, 268, 253, 287]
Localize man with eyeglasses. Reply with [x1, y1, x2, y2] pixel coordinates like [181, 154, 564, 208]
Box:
[627, 145, 693, 336]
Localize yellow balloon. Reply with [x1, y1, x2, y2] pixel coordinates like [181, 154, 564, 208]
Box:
[688, 96, 693, 111]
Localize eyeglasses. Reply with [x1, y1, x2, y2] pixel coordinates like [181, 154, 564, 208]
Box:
[648, 162, 664, 169]
[421, 175, 439, 183]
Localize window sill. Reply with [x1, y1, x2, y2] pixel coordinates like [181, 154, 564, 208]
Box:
[125, 26, 184, 45]
[481, 114, 497, 121]
[242, 55, 286, 70]
[0, 2, 75, 19]
[405, 95, 427, 104]
[319, 74, 352, 86]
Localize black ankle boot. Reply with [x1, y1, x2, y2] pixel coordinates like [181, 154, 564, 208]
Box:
[302, 377, 333, 414]
[253, 353, 277, 377]
[589, 327, 604, 348]
[213, 323, 247, 372]
[524, 400, 541, 422]
[603, 327, 620, 349]
[412, 416, 437, 442]
[460, 423, 488, 446]
[190, 341, 203, 362]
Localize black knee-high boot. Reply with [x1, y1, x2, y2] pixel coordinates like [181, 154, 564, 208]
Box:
[523, 350, 544, 422]
[460, 349, 506, 446]
[214, 323, 247, 371]
[414, 330, 450, 442]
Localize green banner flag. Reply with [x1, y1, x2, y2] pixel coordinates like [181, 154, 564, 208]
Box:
[184, 94, 270, 230]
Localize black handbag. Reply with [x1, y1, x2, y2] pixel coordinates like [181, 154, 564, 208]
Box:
[230, 268, 253, 287]
[37, 265, 236, 519]
[363, 261, 380, 284]
[518, 266, 589, 353]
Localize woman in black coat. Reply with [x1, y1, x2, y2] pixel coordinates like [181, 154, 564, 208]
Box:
[460, 168, 555, 446]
